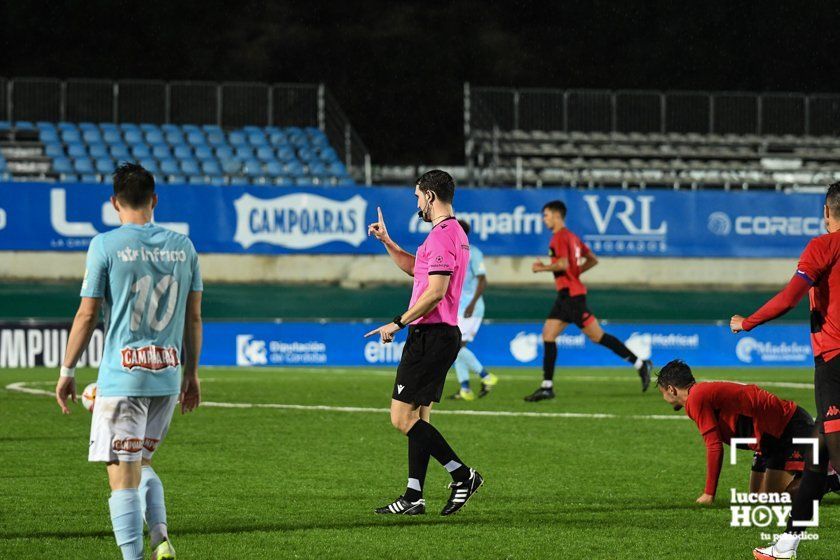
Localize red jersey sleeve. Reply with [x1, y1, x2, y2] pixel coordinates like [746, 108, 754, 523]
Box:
[741, 274, 811, 331]
[797, 237, 830, 286]
[686, 388, 725, 496]
[550, 232, 568, 259]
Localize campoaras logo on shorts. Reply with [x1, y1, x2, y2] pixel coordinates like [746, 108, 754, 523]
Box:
[120, 346, 179, 371]
[233, 192, 367, 249]
[112, 437, 160, 453]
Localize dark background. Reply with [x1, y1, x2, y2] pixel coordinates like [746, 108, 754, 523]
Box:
[2, 1, 839, 164]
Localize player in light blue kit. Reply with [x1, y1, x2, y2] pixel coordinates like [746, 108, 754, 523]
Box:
[449, 219, 498, 401]
[55, 163, 203, 560]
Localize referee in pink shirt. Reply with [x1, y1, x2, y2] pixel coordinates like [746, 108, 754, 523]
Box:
[366, 170, 484, 517]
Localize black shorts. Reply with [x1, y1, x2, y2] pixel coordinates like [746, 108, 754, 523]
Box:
[752, 406, 815, 473]
[392, 323, 462, 406]
[547, 289, 594, 328]
[814, 353, 840, 435]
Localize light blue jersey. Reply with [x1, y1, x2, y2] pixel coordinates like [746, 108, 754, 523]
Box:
[81, 223, 202, 397]
[458, 244, 486, 318]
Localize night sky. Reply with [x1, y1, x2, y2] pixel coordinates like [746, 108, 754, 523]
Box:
[2, 1, 840, 164]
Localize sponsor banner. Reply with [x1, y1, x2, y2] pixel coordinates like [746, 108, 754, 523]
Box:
[0, 320, 814, 368]
[0, 182, 826, 256]
[202, 321, 814, 368]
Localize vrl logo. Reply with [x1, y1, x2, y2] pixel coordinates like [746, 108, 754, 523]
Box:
[582, 195, 667, 236]
[49, 189, 189, 237]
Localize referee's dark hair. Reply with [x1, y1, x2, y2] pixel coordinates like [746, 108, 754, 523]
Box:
[543, 200, 567, 218]
[458, 219, 471, 236]
[827, 181, 840, 218]
[416, 169, 455, 203]
[113, 162, 155, 208]
[655, 359, 696, 389]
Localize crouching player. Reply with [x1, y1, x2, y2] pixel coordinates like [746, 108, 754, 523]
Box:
[55, 163, 203, 560]
[656, 359, 819, 504]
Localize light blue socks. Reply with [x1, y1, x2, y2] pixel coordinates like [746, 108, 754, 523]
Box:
[109, 488, 144, 560]
[139, 466, 168, 547]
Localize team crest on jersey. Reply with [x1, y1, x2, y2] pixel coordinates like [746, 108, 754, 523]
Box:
[120, 345, 180, 371]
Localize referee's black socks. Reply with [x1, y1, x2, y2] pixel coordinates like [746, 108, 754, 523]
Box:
[405, 437, 430, 502]
[407, 420, 471, 482]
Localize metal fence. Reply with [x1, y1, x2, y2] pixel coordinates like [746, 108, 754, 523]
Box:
[1, 77, 371, 182]
[465, 83, 840, 137]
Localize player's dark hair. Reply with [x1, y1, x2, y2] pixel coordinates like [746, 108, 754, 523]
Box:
[416, 169, 455, 203]
[113, 162, 155, 208]
[826, 182, 840, 218]
[543, 200, 567, 218]
[655, 359, 696, 389]
[458, 219, 471, 236]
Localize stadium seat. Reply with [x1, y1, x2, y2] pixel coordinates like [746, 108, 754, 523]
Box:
[164, 131, 185, 146]
[95, 158, 115, 174]
[235, 146, 255, 160]
[152, 145, 172, 159]
[215, 146, 234, 160]
[102, 129, 122, 145]
[167, 174, 186, 184]
[145, 130, 165, 146]
[89, 144, 109, 158]
[159, 159, 180, 176]
[247, 132, 267, 147]
[221, 160, 242, 175]
[256, 146, 276, 162]
[308, 162, 327, 176]
[206, 131, 227, 147]
[52, 157, 74, 174]
[186, 132, 206, 146]
[57, 122, 77, 131]
[139, 159, 160, 174]
[284, 161, 305, 177]
[208, 176, 227, 186]
[242, 159, 263, 176]
[61, 130, 82, 143]
[82, 129, 102, 144]
[67, 144, 88, 158]
[180, 160, 200, 176]
[228, 131, 247, 147]
[44, 144, 65, 158]
[139, 123, 159, 133]
[74, 159, 95, 174]
[40, 129, 59, 143]
[130, 145, 152, 159]
[59, 173, 80, 183]
[124, 130, 143, 144]
[109, 145, 130, 159]
[273, 176, 294, 186]
[201, 160, 222, 176]
[173, 145, 193, 159]
[269, 131, 289, 146]
[264, 161, 284, 177]
[194, 146, 215, 161]
[276, 147, 296, 162]
[80, 174, 99, 183]
[188, 175, 206, 185]
[229, 176, 249, 185]
[161, 124, 180, 134]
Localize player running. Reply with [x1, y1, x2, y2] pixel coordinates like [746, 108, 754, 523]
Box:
[524, 200, 653, 402]
[448, 219, 498, 401]
[366, 170, 484, 516]
[731, 181, 840, 559]
[55, 163, 202, 560]
[656, 360, 820, 504]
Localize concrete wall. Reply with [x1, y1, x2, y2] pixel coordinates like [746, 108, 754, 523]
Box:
[1, 251, 797, 288]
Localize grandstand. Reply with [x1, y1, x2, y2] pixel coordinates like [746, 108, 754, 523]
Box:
[464, 86, 840, 190]
[0, 77, 370, 186]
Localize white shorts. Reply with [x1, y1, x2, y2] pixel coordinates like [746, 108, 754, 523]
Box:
[88, 395, 178, 463]
[457, 315, 483, 343]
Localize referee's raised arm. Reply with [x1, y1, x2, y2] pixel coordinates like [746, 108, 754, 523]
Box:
[368, 206, 415, 276]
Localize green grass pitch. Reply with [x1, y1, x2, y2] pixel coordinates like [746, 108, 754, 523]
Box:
[1, 366, 837, 559]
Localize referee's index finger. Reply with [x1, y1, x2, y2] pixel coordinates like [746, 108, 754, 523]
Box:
[377, 206, 384, 222]
[364, 327, 380, 338]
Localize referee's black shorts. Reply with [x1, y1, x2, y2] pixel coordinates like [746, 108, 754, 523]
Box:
[392, 323, 461, 406]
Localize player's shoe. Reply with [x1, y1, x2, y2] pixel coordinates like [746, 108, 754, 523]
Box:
[441, 469, 484, 516]
[524, 387, 555, 402]
[753, 544, 796, 559]
[151, 539, 176, 560]
[374, 496, 426, 515]
[478, 372, 498, 398]
[638, 359, 653, 392]
[826, 471, 840, 494]
[448, 388, 476, 401]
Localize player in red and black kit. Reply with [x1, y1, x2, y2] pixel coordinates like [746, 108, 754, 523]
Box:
[731, 182, 840, 559]
[656, 360, 820, 504]
[524, 200, 653, 402]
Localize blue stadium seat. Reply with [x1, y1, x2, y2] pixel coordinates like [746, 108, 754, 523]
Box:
[57, 122, 77, 131]
[297, 147, 316, 161]
[229, 176, 249, 185]
[235, 146, 255, 160]
[173, 145, 193, 159]
[140, 123, 159, 133]
[201, 160, 222, 176]
[124, 130, 143, 144]
[67, 144, 88, 158]
[194, 146, 214, 161]
[44, 144, 65, 158]
[206, 131, 227, 147]
[14, 121, 35, 130]
[242, 125, 262, 134]
[289, 134, 309, 148]
[79, 122, 98, 131]
[36, 121, 56, 130]
[159, 160, 180, 176]
[208, 176, 227, 186]
[256, 146, 276, 162]
[161, 124, 180, 134]
[152, 145, 172, 159]
[221, 160, 242, 175]
[336, 175, 355, 186]
[188, 176, 206, 185]
[276, 147, 296, 162]
[109, 145, 130, 159]
[103, 129, 123, 144]
[95, 159, 115, 174]
[0, 121, 11, 132]
[182, 124, 201, 133]
[268, 131, 288, 145]
[80, 174, 100, 183]
[308, 162, 327, 176]
[99, 122, 119, 132]
[242, 159, 263, 177]
[202, 124, 223, 134]
[166, 175, 186, 184]
[283, 161, 305, 177]
[247, 132, 267, 147]
[89, 144, 109, 158]
[53, 157, 73, 174]
[59, 173, 80, 183]
[215, 146, 234, 160]
[228, 131, 247, 147]
[145, 130, 165, 146]
[186, 132, 206, 146]
[273, 176, 294, 186]
[328, 162, 348, 176]
[294, 177, 312, 186]
[139, 159, 159, 174]
[120, 123, 140, 132]
[74, 159, 95, 174]
[82, 130, 102, 144]
[130, 145, 151, 159]
[164, 131, 185, 146]
[318, 147, 339, 162]
[264, 161, 284, 177]
[61, 130, 82, 143]
[180, 160, 200, 176]
[40, 129, 59, 143]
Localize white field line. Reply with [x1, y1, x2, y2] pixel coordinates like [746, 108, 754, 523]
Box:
[6, 381, 686, 421]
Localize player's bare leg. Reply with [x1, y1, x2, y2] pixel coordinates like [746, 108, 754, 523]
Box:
[525, 319, 566, 401]
[749, 471, 766, 494]
[106, 461, 145, 560]
[582, 318, 653, 392]
[763, 469, 796, 498]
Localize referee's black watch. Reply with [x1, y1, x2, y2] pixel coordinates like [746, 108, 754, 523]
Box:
[393, 316, 406, 329]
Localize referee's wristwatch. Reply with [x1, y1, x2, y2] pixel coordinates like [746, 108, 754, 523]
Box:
[393, 316, 406, 329]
